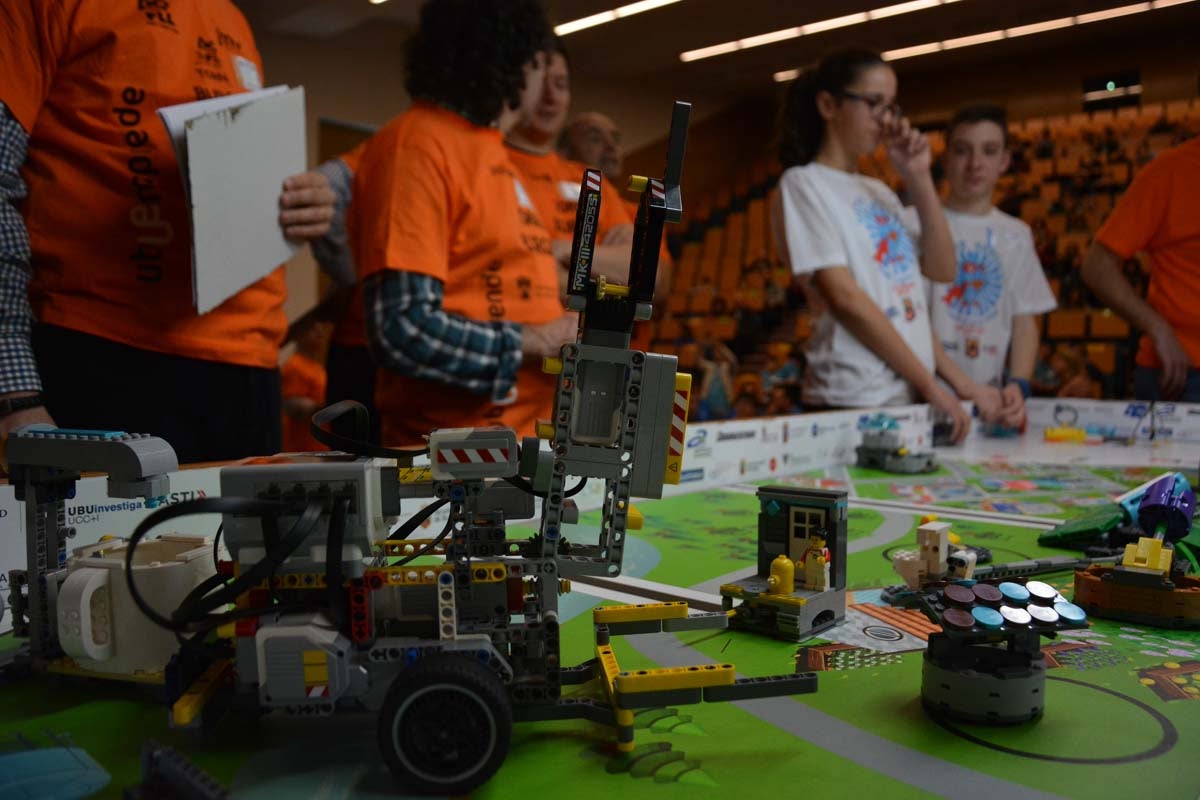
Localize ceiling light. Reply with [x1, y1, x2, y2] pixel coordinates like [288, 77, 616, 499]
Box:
[776, 0, 1196, 75]
[682, 0, 961, 63]
[555, 0, 683, 36]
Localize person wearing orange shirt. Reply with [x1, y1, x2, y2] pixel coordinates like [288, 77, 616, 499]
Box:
[506, 39, 636, 291]
[1082, 136, 1200, 401]
[0, 0, 336, 462]
[351, 0, 575, 447]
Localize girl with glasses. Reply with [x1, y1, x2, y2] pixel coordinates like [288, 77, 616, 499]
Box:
[771, 48, 978, 443]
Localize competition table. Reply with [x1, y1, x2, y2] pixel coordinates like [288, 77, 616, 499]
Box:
[2, 409, 1199, 800]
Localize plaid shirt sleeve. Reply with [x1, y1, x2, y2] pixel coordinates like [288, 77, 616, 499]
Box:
[363, 270, 523, 401]
[309, 156, 356, 288]
[0, 102, 39, 394]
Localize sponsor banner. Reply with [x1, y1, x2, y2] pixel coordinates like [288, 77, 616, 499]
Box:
[1, 467, 222, 634]
[1024, 399, 1200, 442]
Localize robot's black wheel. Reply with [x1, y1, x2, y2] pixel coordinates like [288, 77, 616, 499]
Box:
[377, 653, 512, 795]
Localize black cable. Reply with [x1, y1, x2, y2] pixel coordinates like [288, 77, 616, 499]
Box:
[309, 400, 429, 460]
[391, 514, 457, 568]
[386, 497, 449, 541]
[326, 497, 350, 635]
[125, 498, 322, 634]
[211, 523, 223, 572]
[503, 475, 587, 499]
[174, 502, 324, 623]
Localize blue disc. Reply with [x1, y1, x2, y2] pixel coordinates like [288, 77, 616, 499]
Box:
[999, 582, 1030, 604]
[1054, 601, 1087, 623]
[971, 606, 1004, 629]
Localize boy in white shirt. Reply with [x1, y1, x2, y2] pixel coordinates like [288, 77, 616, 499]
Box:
[925, 104, 1057, 427]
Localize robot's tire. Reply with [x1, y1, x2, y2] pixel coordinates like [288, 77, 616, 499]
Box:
[378, 653, 513, 795]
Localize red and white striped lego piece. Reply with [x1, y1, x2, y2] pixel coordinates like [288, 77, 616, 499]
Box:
[586, 170, 601, 192]
[669, 389, 687, 456]
[435, 447, 511, 465]
[650, 180, 666, 202]
[307, 685, 329, 698]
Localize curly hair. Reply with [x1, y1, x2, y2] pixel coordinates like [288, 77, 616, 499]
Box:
[405, 0, 552, 127]
[778, 48, 886, 168]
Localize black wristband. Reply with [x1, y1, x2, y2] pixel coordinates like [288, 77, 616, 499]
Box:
[0, 393, 46, 418]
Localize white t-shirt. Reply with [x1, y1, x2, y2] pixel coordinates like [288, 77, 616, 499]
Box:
[920, 207, 1057, 387]
[773, 163, 934, 407]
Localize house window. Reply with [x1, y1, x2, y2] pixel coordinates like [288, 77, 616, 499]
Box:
[790, 507, 825, 541]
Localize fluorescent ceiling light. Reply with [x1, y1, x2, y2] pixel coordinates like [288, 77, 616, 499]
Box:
[368, 0, 388, 4]
[941, 30, 1005, 49]
[1076, 1, 1150, 22]
[1005, 17, 1074, 37]
[556, 0, 682, 35]
[682, 0, 961, 63]
[772, 0, 1195, 78]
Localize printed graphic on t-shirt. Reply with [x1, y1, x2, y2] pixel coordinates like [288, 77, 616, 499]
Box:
[854, 199, 918, 285]
[854, 198, 921, 322]
[942, 230, 1004, 325]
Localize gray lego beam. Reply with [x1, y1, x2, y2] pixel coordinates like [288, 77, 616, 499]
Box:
[703, 673, 819, 702]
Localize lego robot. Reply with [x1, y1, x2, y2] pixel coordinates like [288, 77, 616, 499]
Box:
[855, 413, 937, 474]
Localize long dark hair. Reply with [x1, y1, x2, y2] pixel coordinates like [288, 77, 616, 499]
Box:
[778, 48, 886, 168]
[405, 0, 552, 127]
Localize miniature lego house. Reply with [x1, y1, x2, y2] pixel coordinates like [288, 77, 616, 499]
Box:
[720, 487, 848, 640]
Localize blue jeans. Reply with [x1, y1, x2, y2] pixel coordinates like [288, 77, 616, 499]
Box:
[1133, 366, 1200, 402]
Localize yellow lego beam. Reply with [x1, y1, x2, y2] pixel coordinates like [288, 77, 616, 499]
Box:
[593, 601, 688, 624]
[398, 467, 432, 484]
[172, 658, 232, 727]
[614, 663, 735, 693]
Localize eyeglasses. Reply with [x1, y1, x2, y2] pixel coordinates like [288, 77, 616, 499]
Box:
[838, 90, 901, 120]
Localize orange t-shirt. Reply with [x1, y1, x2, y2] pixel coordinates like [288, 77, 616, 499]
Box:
[1095, 137, 1200, 369]
[351, 104, 562, 446]
[329, 141, 371, 349]
[281, 352, 327, 452]
[505, 147, 633, 243]
[0, 0, 286, 369]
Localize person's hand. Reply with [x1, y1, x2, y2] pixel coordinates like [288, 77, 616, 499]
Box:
[999, 383, 1026, 428]
[884, 115, 932, 185]
[969, 384, 1004, 425]
[926, 382, 971, 445]
[1150, 321, 1190, 400]
[520, 313, 579, 361]
[279, 171, 336, 240]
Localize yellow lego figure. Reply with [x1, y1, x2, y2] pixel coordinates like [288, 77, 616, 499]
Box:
[799, 530, 831, 592]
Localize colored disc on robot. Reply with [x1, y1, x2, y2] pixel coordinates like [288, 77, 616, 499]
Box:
[972, 583, 1004, 606]
[942, 608, 976, 630]
[944, 584, 976, 607]
[971, 606, 1004, 629]
[1028, 605, 1059, 624]
[1054, 601, 1087, 623]
[998, 582, 1030, 604]
[1000, 605, 1032, 625]
[1025, 580, 1058, 603]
